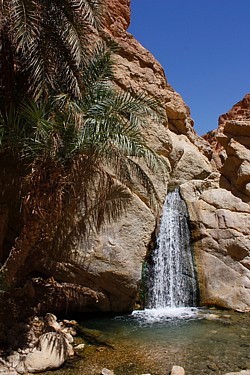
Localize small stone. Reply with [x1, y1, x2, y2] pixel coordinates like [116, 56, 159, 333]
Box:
[74, 343, 85, 350]
[170, 365, 185, 375]
[101, 368, 115, 375]
[205, 314, 220, 321]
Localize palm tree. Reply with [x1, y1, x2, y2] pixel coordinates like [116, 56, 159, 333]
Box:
[0, 42, 166, 289]
[0, 0, 104, 110]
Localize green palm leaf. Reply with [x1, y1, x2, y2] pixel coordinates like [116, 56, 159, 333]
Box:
[0, 0, 104, 104]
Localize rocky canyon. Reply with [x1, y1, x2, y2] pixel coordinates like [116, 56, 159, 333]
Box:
[1, 0, 250, 314]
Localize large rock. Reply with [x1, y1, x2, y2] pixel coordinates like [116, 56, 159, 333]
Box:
[206, 94, 250, 201]
[22, 332, 68, 373]
[169, 133, 212, 186]
[38, 194, 156, 312]
[219, 128, 250, 201]
[181, 179, 250, 310]
[183, 94, 250, 310]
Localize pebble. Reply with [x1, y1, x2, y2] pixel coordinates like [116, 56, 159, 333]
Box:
[101, 368, 115, 375]
[170, 365, 185, 375]
[74, 343, 85, 350]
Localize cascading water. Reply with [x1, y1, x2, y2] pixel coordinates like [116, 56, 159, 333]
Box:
[146, 188, 198, 309]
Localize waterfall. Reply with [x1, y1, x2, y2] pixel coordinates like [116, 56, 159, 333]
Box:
[147, 188, 198, 309]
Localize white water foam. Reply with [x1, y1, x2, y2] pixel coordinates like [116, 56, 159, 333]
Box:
[132, 307, 199, 324]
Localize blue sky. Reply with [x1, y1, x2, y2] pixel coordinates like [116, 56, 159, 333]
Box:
[128, 1, 250, 135]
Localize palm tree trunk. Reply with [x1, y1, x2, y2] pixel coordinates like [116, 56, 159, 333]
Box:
[1, 217, 44, 287]
[0, 28, 15, 116]
[0, 205, 8, 264]
[0, 161, 65, 289]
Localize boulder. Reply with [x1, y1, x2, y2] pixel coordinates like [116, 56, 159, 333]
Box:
[181, 180, 250, 310]
[37, 195, 156, 312]
[169, 133, 212, 186]
[23, 332, 68, 373]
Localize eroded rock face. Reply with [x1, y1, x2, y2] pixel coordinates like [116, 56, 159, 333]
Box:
[204, 94, 250, 199]
[39, 195, 156, 312]
[217, 96, 250, 201]
[188, 95, 250, 310]
[181, 178, 250, 310]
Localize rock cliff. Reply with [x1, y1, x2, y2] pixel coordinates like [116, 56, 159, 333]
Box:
[185, 95, 250, 310]
[35, 0, 215, 312]
[1, 0, 250, 312]
[218, 94, 250, 202]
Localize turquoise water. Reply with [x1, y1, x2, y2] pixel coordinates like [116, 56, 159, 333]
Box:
[51, 307, 250, 375]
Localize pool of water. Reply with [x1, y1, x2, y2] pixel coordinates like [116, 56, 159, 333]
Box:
[50, 308, 250, 375]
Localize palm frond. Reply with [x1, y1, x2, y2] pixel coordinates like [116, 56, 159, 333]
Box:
[20, 101, 53, 139]
[91, 178, 132, 230]
[50, 2, 85, 68]
[0, 0, 104, 102]
[23, 39, 50, 100]
[99, 146, 160, 209]
[0, 105, 27, 154]
[10, 0, 40, 53]
[82, 41, 116, 90]
[74, 0, 104, 29]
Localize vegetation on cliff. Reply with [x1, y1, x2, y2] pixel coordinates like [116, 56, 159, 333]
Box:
[0, 1, 164, 291]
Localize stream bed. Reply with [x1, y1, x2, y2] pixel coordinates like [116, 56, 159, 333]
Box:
[48, 308, 250, 375]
